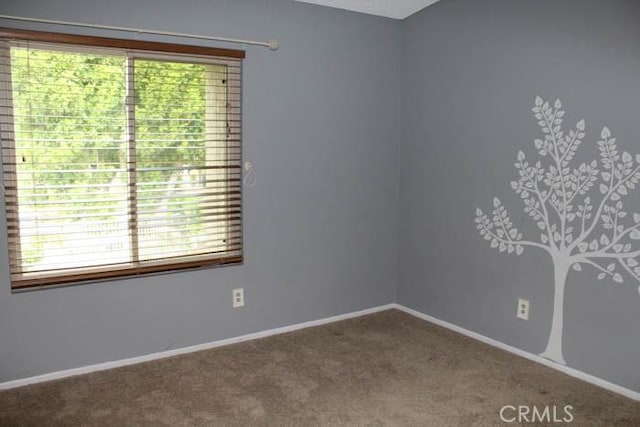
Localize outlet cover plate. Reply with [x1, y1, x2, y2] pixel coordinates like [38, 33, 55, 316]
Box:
[517, 298, 529, 320]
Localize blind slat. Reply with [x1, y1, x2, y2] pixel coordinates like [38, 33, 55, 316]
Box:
[9, 236, 243, 262]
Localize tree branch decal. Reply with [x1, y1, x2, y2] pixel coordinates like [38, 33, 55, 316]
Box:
[474, 97, 640, 365]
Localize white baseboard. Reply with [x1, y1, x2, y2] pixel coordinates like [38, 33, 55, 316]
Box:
[0, 303, 396, 391]
[392, 303, 640, 402]
[3, 302, 638, 402]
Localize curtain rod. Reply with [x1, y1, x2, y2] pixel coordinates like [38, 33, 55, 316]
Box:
[0, 14, 279, 50]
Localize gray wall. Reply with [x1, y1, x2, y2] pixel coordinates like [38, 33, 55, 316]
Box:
[399, 0, 640, 392]
[0, 0, 401, 382]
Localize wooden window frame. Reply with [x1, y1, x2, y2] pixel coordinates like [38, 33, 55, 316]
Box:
[0, 28, 244, 290]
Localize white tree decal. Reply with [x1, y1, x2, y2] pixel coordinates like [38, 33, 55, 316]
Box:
[475, 96, 640, 365]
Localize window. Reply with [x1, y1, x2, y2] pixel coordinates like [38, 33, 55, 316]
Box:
[0, 29, 244, 290]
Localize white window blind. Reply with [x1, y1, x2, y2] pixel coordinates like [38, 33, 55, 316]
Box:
[0, 29, 243, 289]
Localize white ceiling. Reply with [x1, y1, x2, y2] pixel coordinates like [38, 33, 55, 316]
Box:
[294, 0, 441, 20]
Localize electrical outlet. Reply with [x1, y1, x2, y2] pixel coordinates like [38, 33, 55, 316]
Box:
[232, 288, 244, 308]
[517, 298, 529, 320]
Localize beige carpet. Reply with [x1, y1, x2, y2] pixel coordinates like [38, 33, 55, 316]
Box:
[0, 309, 638, 426]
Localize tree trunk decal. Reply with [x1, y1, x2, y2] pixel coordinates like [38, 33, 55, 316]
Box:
[475, 97, 640, 365]
[539, 258, 570, 364]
